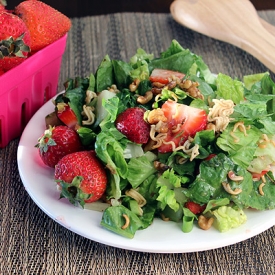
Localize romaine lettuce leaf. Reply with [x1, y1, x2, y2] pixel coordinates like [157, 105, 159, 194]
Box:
[156, 169, 183, 212]
[95, 55, 114, 92]
[216, 73, 244, 104]
[237, 174, 275, 210]
[183, 153, 250, 205]
[100, 205, 144, 239]
[217, 124, 260, 168]
[260, 74, 275, 120]
[112, 60, 132, 90]
[95, 131, 128, 178]
[212, 206, 247, 232]
[126, 152, 157, 189]
[243, 72, 268, 90]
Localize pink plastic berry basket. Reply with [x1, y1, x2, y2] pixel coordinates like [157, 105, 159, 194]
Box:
[0, 34, 67, 148]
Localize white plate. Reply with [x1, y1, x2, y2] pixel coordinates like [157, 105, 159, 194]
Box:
[17, 96, 275, 253]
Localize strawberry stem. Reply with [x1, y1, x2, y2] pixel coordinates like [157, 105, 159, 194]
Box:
[35, 126, 56, 153]
[0, 33, 30, 59]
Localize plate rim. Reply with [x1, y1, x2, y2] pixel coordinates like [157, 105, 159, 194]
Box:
[17, 95, 275, 253]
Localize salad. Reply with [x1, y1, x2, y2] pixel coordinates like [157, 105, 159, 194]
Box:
[43, 40, 275, 239]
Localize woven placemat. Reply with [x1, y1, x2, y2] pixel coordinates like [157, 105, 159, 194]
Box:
[1, 11, 275, 275]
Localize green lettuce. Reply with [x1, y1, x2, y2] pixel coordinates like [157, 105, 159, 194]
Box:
[94, 55, 114, 92]
[212, 206, 247, 232]
[126, 151, 157, 189]
[156, 169, 185, 212]
[216, 73, 244, 104]
[100, 205, 143, 239]
[216, 124, 260, 168]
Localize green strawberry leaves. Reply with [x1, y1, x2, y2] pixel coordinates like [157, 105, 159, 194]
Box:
[58, 176, 91, 208]
[0, 33, 30, 58]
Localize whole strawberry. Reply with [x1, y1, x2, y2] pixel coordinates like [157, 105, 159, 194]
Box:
[36, 125, 82, 168]
[0, 11, 31, 72]
[15, 0, 71, 52]
[115, 107, 150, 144]
[55, 150, 108, 207]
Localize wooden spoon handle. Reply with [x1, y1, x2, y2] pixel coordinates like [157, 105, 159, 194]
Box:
[170, 0, 275, 73]
[260, 17, 275, 37]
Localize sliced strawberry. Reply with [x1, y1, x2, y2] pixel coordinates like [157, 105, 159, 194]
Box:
[250, 170, 268, 181]
[149, 69, 185, 84]
[158, 100, 207, 153]
[185, 201, 206, 215]
[204, 154, 216, 161]
[115, 107, 150, 144]
[56, 103, 78, 129]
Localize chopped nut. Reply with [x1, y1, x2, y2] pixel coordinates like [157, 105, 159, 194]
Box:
[137, 91, 153, 104]
[143, 138, 157, 152]
[179, 79, 192, 89]
[198, 215, 214, 230]
[153, 161, 169, 172]
[108, 84, 119, 93]
[155, 121, 169, 133]
[147, 109, 167, 124]
[152, 82, 165, 88]
[160, 213, 170, 221]
[129, 79, 140, 92]
[167, 80, 177, 90]
[151, 87, 163, 95]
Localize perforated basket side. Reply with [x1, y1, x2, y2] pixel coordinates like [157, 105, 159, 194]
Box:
[0, 34, 67, 148]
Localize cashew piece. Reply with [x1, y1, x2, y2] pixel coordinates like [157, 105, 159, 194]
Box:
[146, 109, 167, 124]
[137, 91, 153, 104]
[129, 79, 140, 92]
[198, 215, 214, 230]
[160, 213, 170, 221]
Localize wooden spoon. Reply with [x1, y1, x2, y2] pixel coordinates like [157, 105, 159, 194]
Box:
[259, 18, 275, 37]
[170, 0, 275, 72]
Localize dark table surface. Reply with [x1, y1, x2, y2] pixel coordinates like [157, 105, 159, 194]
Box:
[1, 9, 275, 275]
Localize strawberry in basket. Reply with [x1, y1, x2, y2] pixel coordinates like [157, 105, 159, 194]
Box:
[0, 3, 31, 72]
[15, 0, 71, 52]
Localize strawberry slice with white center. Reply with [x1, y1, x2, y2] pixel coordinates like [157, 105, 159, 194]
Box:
[56, 103, 78, 129]
[158, 100, 207, 153]
[149, 69, 185, 84]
